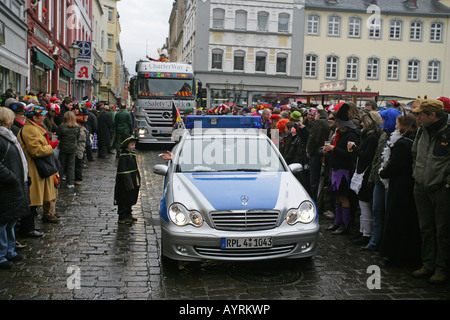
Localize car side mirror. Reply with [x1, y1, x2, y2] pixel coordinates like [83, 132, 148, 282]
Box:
[153, 164, 168, 176]
[289, 163, 303, 175]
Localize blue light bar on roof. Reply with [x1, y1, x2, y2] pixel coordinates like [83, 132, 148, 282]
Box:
[185, 115, 262, 129]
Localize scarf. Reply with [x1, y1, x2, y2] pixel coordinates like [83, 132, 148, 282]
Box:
[0, 126, 28, 182]
[379, 129, 404, 189]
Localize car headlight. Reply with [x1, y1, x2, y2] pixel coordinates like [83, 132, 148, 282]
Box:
[168, 203, 203, 227]
[286, 201, 316, 225]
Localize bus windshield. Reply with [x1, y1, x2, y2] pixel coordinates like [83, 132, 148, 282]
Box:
[137, 76, 195, 99]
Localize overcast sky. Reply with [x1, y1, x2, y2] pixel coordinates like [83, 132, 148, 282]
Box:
[117, 0, 173, 76]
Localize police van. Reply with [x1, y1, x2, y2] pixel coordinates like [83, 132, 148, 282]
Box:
[153, 116, 319, 263]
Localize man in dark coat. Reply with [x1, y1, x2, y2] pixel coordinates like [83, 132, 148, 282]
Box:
[97, 105, 113, 158]
[306, 108, 330, 202]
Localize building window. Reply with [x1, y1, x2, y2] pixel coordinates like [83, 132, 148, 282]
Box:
[407, 60, 420, 81]
[427, 60, 440, 82]
[235, 10, 247, 30]
[258, 12, 269, 31]
[107, 34, 114, 50]
[430, 22, 443, 42]
[213, 8, 225, 29]
[346, 57, 359, 80]
[103, 63, 112, 78]
[387, 59, 400, 80]
[307, 14, 320, 35]
[410, 21, 422, 41]
[368, 17, 382, 39]
[0, 21, 5, 45]
[328, 16, 340, 37]
[306, 14, 320, 36]
[107, 7, 114, 22]
[367, 57, 380, 79]
[278, 13, 289, 33]
[348, 17, 361, 38]
[276, 53, 288, 73]
[255, 52, 267, 72]
[211, 49, 223, 70]
[326, 55, 339, 79]
[305, 54, 318, 78]
[389, 20, 402, 40]
[234, 50, 245, 71]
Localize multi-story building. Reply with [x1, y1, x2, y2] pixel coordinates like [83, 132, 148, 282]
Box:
[71, 0, 93, 99]
[26, 0, 93, 98]
[302, 0, 450, 99]
[168, 0, 186, 62]
[99, 0, 122, 105]
[182, 0, 306, 108]
[0, 0, 28, 95]
[91, 0, 106, 99]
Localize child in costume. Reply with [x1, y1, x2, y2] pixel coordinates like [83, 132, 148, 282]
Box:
[114, 134, 141, 224]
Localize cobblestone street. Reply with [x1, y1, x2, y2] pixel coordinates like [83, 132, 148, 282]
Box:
[0, 147, 449, 301]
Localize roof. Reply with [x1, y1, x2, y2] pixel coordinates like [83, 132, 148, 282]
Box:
[305, 0, 450, 17]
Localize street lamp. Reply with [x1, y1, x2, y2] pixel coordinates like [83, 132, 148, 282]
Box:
[351, 85, 358, 92]
[224, 80, 245, 107]
[96, 69, 103, 99]
[69, 41, 80, 98]
[107, 81, 111, 104]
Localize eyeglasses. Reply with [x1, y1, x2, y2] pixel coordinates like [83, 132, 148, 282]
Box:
[328, 117, 335, 120]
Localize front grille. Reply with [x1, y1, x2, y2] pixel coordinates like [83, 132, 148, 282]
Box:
[143, 108, 173, 127]
[195, 244, 295, 259]
[210, 210, 280, 231]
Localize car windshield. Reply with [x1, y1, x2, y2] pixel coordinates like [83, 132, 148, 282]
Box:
[175, 136, 285, 173]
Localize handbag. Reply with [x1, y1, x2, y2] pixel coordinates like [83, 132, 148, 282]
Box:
[350, 159, 367, 194]
[33, 155, 60, 178]
[20, 129, 60, 178]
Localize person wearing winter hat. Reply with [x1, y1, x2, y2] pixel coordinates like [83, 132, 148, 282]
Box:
[8, 102, 26, 136]
[379, 108, 402, 134]
[436, 97, 450, 115]
[18, 105, 57, 233]
[290, 111, 302, 122]
[323, 103, 358, 235]
[114, 134, 141, 224]
[44, 103, 60, 140]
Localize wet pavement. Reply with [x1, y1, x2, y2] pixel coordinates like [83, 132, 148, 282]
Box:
[1, 146, 449, 301]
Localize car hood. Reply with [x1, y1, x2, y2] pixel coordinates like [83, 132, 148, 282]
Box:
[171, 172, 309, 211]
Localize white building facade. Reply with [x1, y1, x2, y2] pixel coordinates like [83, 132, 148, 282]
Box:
[302, 0, 450, 100]
[183, 0, 306, 108]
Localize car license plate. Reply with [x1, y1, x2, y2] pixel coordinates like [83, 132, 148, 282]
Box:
[221, 237, 273, 249]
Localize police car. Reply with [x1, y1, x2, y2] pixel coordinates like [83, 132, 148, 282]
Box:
[153, 116, 319, 262]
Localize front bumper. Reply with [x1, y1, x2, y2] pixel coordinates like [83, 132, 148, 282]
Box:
[161, 220, 319, 261]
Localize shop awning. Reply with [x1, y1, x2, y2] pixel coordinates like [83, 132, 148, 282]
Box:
[61, 67, 73, 79]
[34, 48, 54, 70]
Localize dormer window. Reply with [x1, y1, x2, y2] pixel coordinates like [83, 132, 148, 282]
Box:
[406, 0, 418, 9]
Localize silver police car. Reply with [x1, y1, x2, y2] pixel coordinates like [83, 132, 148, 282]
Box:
[153, 116, 319, 262]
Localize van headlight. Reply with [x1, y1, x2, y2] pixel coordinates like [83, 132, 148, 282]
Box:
[286, 201, 316, 225]
[168, 203, 203, 227]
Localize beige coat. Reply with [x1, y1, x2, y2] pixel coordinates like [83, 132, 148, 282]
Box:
[18, 119, 56, 206]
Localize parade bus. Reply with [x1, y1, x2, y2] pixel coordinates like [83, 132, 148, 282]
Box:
[130, 59, 201, 144]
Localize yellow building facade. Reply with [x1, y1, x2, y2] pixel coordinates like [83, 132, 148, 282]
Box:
[302, 0, 450, 100]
